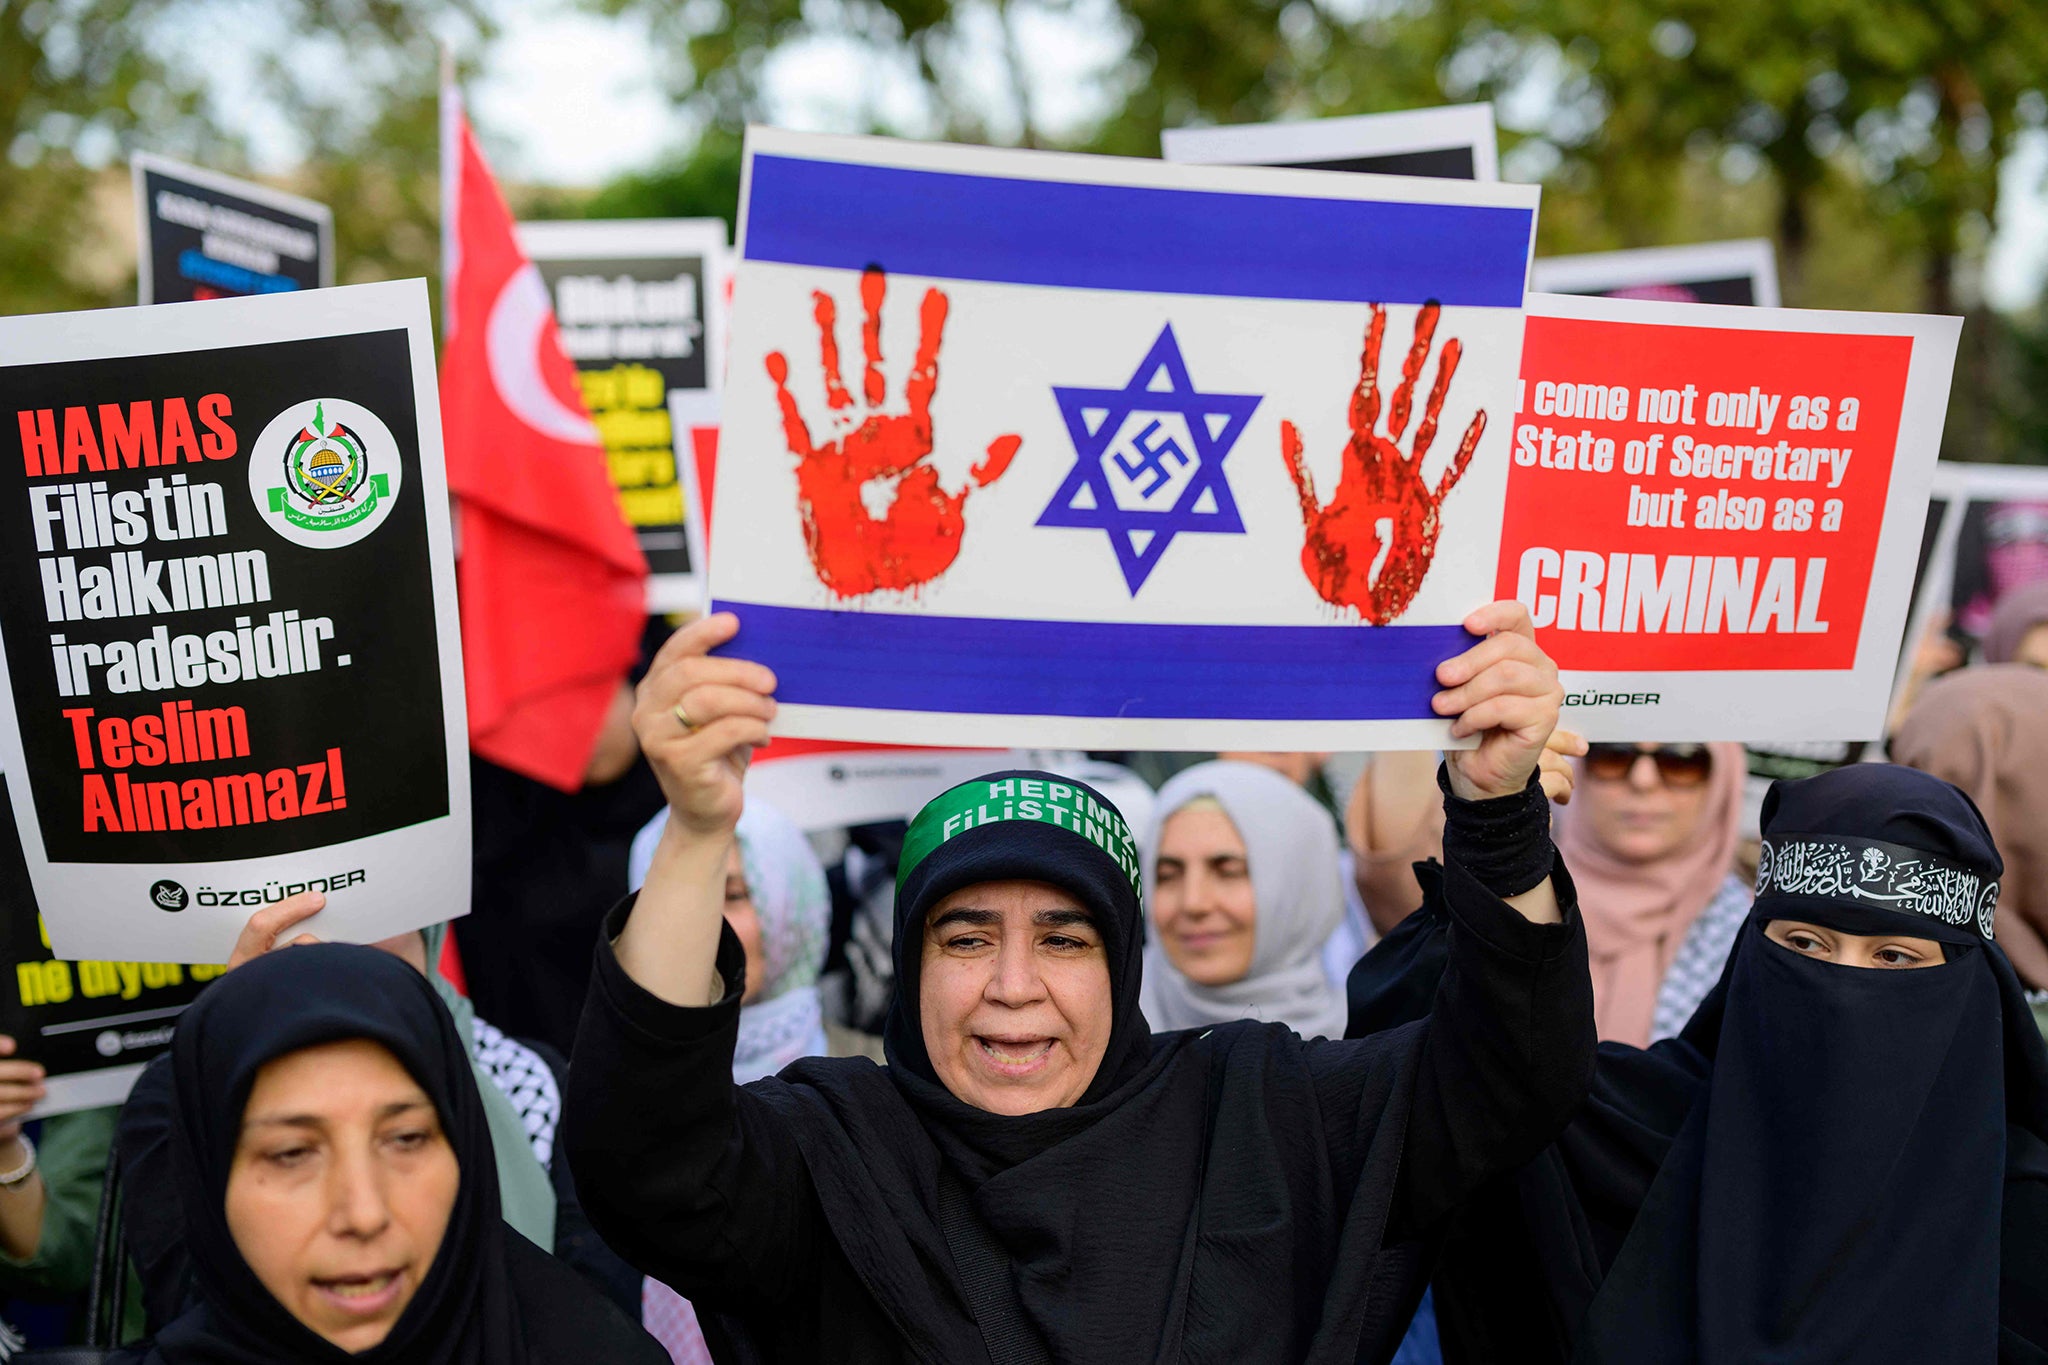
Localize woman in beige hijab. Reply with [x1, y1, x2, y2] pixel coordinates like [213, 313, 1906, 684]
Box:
[1551, 741, 1748, 1044]
[1893, 662, 2048, 992]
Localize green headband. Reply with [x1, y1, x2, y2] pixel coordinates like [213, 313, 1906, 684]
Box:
[899, 775, 1144, 903]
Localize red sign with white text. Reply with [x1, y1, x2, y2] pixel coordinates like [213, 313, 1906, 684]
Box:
[1496, 314, 1912, 671]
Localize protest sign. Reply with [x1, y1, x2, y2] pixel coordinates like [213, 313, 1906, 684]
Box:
[1885, 460, 2048, 716]
[712, 129, 1539, 751]
[132, 153, 334, 305]
[519, 219, 728, 612]
[1530, 239, 1781, 308]
[0, 773, 218, 1113]
[0, 280, 469, 962]
[1162, 103, 1499, 180]
[1501, 291, 1959, 743]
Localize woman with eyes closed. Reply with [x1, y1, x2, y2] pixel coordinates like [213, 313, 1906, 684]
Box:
[1140, 761, 1350, 1041]
[567, 604, 1596, 1365]
[111, 942, 665, 1365]
[1354, 764, 2048, 1364]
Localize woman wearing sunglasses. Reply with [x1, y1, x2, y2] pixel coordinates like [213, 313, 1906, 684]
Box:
[1553, 741, 1748, 1045]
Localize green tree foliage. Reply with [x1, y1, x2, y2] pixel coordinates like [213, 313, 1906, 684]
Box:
[589, 0, 2048, 461]
[0, 0, 487, 316]
[1431, 0, 2048, 316]
[0, 0, 223, 311]
[571, 126, 744, 236]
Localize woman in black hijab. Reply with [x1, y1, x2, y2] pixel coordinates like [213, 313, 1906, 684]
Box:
[1353, 763, 2048, 1363]
[114, 942, 664, 1365]
[568, 606, 1596, 1365]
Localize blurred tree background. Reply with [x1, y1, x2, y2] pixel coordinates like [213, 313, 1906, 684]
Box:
[0, 0, 488, 314]
[7, 0, 2048, 460]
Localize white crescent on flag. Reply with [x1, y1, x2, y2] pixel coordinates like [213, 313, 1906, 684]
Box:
[487, 263, 600, 444]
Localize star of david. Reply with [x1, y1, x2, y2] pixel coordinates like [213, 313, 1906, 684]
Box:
[1036, 325, 1262, 594]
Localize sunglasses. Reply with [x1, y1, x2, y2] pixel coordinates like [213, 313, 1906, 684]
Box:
[1584, 743, 1713, 788]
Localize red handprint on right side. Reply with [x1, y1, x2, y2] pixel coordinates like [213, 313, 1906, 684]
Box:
[1280, 301, 1486, 624]
[765, 266, 1021, 598]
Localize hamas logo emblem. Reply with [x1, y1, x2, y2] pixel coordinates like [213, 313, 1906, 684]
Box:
[248, 398, 404, 550]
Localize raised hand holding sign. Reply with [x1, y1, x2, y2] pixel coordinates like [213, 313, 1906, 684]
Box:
[765, 267, 1022, 598]
[1282, 301, 1485, 623]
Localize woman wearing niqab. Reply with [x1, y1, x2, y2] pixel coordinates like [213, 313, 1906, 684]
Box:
[568, 608, 1596, 1365]
[1353, 764, 2048, 1363]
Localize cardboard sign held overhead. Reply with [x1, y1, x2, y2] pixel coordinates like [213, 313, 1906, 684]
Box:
[1162, 104, 1500, 181]
[1503, 291, 1958, 742]
[0, 281, 470, 962]
[520, 219, 729, 613]
[132, 153, 335, 305]
[711, 129, 1540, 751]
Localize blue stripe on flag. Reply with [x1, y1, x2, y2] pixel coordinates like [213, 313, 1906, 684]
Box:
[711, 601, 1470, 721]
[745, 155, 1532, 309]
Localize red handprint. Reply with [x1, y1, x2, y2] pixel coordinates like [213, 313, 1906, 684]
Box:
[1280, 301, 1486, 624]
[764, 266, 1021, 598]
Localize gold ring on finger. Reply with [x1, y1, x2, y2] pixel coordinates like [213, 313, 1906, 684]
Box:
[673, 702, 697, 732]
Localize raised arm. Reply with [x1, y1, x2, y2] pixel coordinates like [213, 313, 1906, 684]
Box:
[613, 613, 777, 1006]
[1317, 603, 1596, 1236]
[567, 614, 823, 1306]
[1431, 599, 1567, 920]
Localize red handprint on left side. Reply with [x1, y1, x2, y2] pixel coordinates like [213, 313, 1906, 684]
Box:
[1280, 301, 1486, 624]
[765, 266, 1021, 598]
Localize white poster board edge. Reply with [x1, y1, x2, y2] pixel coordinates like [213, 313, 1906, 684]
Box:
[1161, 103, 1500, 181]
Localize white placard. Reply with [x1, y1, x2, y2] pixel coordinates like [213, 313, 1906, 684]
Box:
[711, 128, 1539, 751]
[0, 281, 470, 961]
[1504, 291, 1959, 742]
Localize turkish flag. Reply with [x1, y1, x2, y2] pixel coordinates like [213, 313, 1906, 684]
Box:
[439, 87, 647, 791]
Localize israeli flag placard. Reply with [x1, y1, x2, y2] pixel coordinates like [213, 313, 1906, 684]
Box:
[713, 128, 1540, 750]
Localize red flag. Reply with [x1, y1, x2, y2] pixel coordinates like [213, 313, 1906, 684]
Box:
[439, 84, 647, 791]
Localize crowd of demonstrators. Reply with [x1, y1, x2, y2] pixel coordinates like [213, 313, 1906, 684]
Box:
[0, 594, 2039, 1358]
[0, 584, 2032, 1361]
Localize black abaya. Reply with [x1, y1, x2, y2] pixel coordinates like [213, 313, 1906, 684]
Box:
[570, 771, 1595, 1365]
[1353, 766, 2048, 1365]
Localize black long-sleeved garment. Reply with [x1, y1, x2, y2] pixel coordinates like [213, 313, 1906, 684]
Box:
[568, 854, 1593, 1365]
